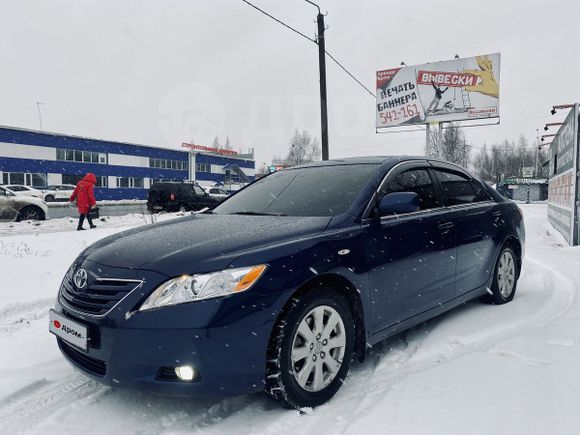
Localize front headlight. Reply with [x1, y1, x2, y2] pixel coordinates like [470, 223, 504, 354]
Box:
[138, 264, 267, 311]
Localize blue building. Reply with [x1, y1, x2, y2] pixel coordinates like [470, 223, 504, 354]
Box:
[0, 126, 255, 200]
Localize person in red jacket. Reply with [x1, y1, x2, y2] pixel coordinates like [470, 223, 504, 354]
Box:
[70, 173, 98, 231]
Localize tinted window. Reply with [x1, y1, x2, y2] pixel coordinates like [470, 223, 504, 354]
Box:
[9, 186, 27, 191]
[0, 187, 6, 196]
[436, 170, 489, 205]
[383, 168, 440, 210]
[213, 164, 379, 217]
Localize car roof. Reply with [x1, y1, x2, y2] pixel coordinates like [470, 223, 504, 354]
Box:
[283, 156, 478, 177]
[290, 156, 425, 169]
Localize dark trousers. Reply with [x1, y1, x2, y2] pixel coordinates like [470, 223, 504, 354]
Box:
[77, 213, 94, 229]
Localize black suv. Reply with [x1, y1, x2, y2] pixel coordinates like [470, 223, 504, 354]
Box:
[147, 182, 220, 212]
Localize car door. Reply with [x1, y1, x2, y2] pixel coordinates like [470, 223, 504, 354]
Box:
[55, 186, 67, 201]
[430, 166, 497, 296]
[363, 164, 457, 332]
[0, 187, 17, 220]
[194, 185, 215, 208]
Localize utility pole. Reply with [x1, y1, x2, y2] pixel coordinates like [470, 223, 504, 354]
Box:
[306, 1, 329, 160]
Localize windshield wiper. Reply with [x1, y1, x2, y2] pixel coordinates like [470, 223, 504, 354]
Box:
[231, 211, 287, 216]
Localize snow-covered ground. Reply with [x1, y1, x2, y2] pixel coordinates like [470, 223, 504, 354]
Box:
[0, 204, 579, 434]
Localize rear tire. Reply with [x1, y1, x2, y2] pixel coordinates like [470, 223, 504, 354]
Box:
[265, 288, 354, 409]
[16, 205, 45, 222]
[481, 246, 518, 304]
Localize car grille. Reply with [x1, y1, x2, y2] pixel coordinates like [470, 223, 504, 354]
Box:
[58, 338, 107, 377]
[60, 274, 142, 316]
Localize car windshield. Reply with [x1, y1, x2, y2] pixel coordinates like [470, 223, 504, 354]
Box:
[212, 164, 379, 217]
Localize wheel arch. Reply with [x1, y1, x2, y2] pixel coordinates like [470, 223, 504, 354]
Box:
[269, 273, 367, 363]
[500, 235, 522, 278]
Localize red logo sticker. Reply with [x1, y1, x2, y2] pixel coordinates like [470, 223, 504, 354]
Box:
[53, 320, 61, 329]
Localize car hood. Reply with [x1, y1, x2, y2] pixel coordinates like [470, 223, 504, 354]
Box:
[14, 195, 47, 208]
[81, 214, 331, 276]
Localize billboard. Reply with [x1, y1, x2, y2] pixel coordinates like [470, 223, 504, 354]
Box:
[376, 53, 501, 128]
[547, 104, 579, 245]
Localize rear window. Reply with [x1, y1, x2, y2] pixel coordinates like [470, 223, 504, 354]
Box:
[213, 164, 379, 217]
[435, 169, 490, 205]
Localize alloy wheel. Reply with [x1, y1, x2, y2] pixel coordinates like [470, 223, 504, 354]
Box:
[21, 207, 41, 220]
[291, 305, 346, 392]
[497, 251, 515, 298]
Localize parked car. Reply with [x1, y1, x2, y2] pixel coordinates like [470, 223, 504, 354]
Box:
[0, 186, 49, 221]
[42, 184, 76, 202]
[206, 187, 229, 199]
[4, 184, 44, 199]
[146, 181, 220, 212]
[50, 157, 524, 409]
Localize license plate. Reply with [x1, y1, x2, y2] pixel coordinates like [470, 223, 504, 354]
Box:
[49, 309, 88, 351]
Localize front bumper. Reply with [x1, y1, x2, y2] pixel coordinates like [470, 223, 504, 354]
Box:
[52, 261, 290, 398]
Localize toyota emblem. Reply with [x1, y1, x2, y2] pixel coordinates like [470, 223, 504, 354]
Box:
[74, 268, 88, 289]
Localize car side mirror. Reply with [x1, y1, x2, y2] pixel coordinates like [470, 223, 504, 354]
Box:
[378, 192, 420, 216]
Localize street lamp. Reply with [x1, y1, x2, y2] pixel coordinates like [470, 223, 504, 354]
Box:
[551, 104, 574, 115]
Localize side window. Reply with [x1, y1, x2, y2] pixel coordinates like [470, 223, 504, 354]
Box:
[0, 187, 6, 196]
[436, 170, 489, 205]
[193, 186, 205, 195]
[383, 168, 441, 210]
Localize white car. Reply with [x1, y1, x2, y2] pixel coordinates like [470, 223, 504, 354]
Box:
[206, 187, 229, 199]
[42, 184, 76, 202]
[0, 186, 49, 221]
[5, 185, 44, 199]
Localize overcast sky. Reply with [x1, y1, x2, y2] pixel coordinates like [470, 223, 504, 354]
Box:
[1, 0, 579, 168]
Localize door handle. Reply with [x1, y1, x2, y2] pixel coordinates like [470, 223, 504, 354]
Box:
[438, 222, 455, 231]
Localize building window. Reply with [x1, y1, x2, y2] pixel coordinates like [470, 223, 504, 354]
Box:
[62, 174, 107, 187]
[196, 163, 211, 172]
[2, 172, 47, 188]
[30, 173, 48, 188]
[56, 148, 106, 164]
[116, 177, 144, 188]
[149, 158, 186, 171]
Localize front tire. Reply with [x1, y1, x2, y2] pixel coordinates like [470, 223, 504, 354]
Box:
[265, 288, 354, 409]
[16, 205, 45, 222]
[44, 194, 55, 202]
[481, 246, 518, 304]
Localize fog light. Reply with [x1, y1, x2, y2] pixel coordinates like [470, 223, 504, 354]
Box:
[175, 365, 196, 381]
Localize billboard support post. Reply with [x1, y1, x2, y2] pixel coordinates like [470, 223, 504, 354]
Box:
[425, 123, 431, 156]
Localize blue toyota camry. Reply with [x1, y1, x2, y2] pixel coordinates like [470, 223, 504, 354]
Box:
[49, 157, 525, 408]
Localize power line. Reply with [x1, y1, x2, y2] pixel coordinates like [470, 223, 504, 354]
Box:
[240, 0, 315, 43]
[324, 50, 376, 98]
[239, 0, 375, 99]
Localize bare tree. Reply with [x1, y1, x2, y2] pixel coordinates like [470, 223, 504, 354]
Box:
[284, 130, 321, 166]
[440, 124, 470, 167]
[426, 125, 442, 159]
[223, 135, 232, 150]
[472, 135, 548, 182]
[425, 123, 470, 167]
